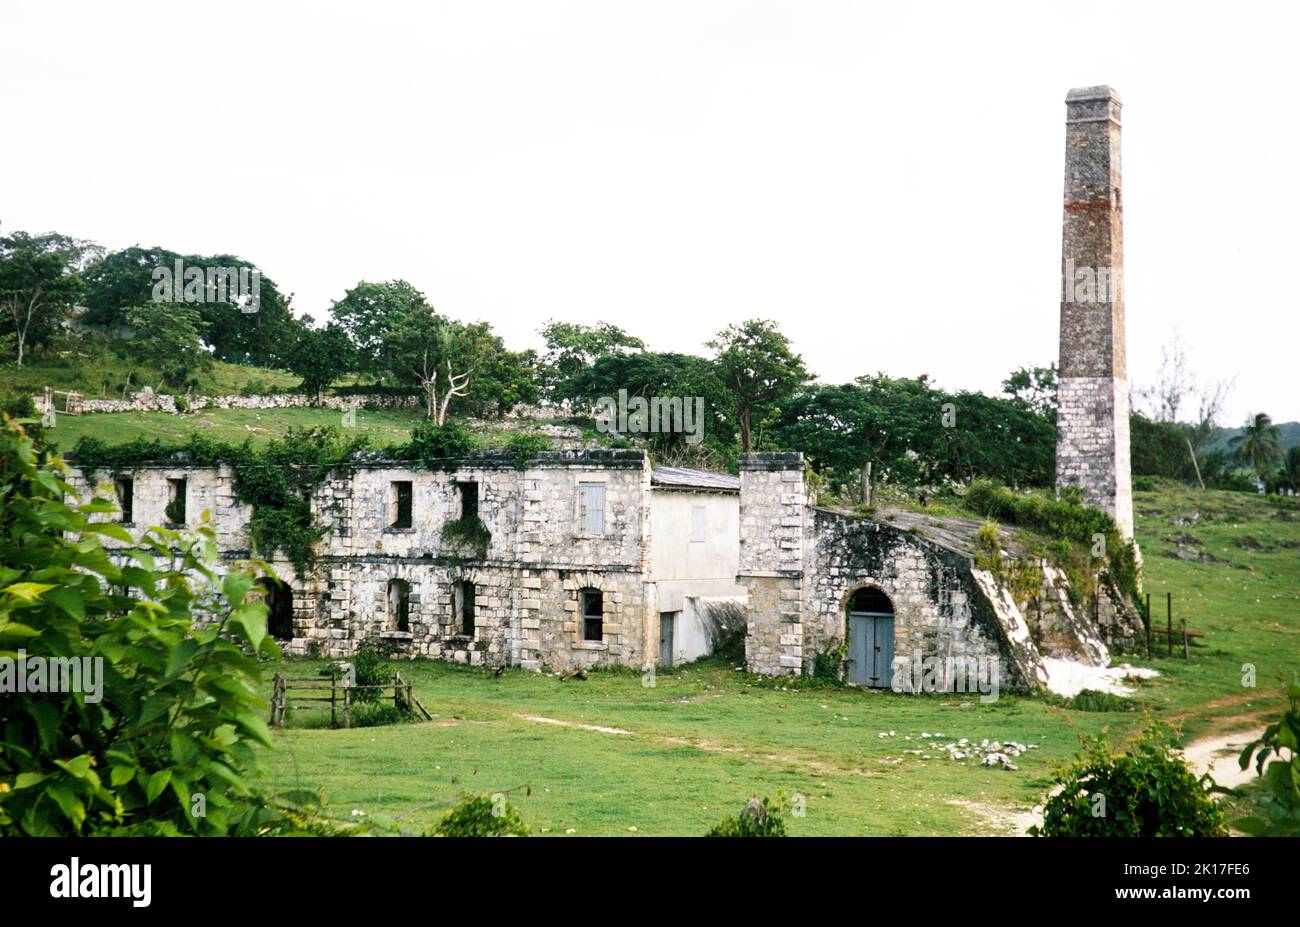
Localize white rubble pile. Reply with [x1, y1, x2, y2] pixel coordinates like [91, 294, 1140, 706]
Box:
[881, 732, 1039, 770]
[1041, 657, 1160, 697]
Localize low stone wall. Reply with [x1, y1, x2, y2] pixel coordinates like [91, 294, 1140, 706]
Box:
[41, 389, 423, 415]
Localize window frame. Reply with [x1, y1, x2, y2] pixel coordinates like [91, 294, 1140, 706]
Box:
[390, 480, 414, 530]
[580, 588, 604, 642]
[576, 481, 607, 537]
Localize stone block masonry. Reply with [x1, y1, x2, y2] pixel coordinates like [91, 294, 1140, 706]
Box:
[1056, 85, 1133, 539]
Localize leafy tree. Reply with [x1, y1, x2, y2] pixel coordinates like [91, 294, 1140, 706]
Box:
[0, 230, 99, 366]
[708, 319, 809, 454]
[383, 306, 496, 423]
[450, 342, 539, 419]
[1230, 412, 1283, 482]
[0, 415, 283, 835]
[1030, 721, 1226, 837]
[538, 320, 645, 405]
[286, 321, 355, 400]
[125, 303, 213, 389]
[80, 245, 298, 367]
[1002, 363, 1058, 418]
[78, 245, 177, 329]
[1283, 446, 1300, 492]
[329, 279, 428, 372]
[771, 375, 1053, 497]
[565, 350, 732, 456]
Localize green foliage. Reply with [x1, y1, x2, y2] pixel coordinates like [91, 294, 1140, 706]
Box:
[538, 319, 646, 405]
[0, 230, 98, 367]
[345, 646, 389, 705]
[708, 319, 809, 454]
[441, 517, 491, 560]
[963, 479, 1140, 606]
[1044, 688, 1137, 712]
[705, 796, 788, 836]
[400, 419, 477, 462]
[812, 644, 846, 683]
[772, 374, 1055, 497]
[125, 303, 212, 388]
[1234, 679, 1300, 836]
[350, 704, 414, 728]
[286, 322, 355, 397]
[1002, 363, 1058, 418]
[1030, 721, 1226, 837]
[72, 426, 369, 575]
[429, 792, 529, 836]
[0, 417, 284, 835]
[1230, 412, 1284, 482]
[505, 432, 550, 469]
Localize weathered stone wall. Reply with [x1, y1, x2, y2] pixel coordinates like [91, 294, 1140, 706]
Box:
[800, 511, 1036, 690]
[64, 449, 657, 671]
[1056, 84, 1134, 539]
[42, 389, 423, 416]
[737, 453, 809, 674]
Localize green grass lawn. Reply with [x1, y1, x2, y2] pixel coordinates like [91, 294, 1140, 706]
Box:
[254, 483, 1299, 836]
[0, 351, 300, 400]
[44, 406, 428, 451]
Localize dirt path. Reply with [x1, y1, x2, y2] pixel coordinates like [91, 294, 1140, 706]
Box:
[1183, 729, 1258, 790]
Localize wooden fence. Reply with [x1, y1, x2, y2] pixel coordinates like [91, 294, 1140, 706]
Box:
[269, 670, 432, 728]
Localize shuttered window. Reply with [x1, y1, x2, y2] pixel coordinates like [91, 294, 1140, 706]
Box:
[577, 482, 605, 535]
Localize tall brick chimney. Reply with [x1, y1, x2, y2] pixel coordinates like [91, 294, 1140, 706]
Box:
[1056, 85, 1133, 539]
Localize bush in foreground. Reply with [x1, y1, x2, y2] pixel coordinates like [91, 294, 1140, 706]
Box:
[1031, 721, 1226, 837]
[705, 796, 788, 837]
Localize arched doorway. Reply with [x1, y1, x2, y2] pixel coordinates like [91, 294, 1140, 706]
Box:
[258, 577, 295, 642]
[846, 586, 894, 688]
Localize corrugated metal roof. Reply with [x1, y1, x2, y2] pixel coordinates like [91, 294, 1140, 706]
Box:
[651, 466, 740, 492]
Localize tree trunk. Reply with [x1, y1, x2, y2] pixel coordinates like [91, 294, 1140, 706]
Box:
[738, 410, 751, 454]
[861, 460, 873, 506]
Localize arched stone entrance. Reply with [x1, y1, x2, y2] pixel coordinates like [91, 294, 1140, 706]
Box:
[258, 577, 295, 642]
[846, 586, 894, 688]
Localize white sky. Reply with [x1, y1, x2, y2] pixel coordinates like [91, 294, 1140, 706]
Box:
[3, 0, 1297, 424]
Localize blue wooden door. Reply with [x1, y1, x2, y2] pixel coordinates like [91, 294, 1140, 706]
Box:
[848, 610, 894, 688]
[848, 613, 871, 685]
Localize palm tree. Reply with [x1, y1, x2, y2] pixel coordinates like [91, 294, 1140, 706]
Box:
[1229, 413, 1283, 482]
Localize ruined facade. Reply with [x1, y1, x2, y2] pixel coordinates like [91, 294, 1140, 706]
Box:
[737, 453, 1142, 692]
[1057, 85, 1134, 538]
[67, 449, 741, 671]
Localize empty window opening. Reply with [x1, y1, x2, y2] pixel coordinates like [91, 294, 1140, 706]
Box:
[391, 481, 413, 529]
[388, 578, 411, 633]
[577, 483, 605, 535]
[259, 577, 294, 642]
[690, 505, 707, 542]
[458, 481, 479, 521]
[115, 477, 134, 524]
[581, 588, 604, 642]
[165, 478, 187, 525]
[458, 580, 476, 637]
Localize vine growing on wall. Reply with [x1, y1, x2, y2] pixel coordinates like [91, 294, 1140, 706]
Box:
[71, 427, 371, 575]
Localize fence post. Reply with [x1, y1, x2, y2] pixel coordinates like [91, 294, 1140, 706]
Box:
[1166, 592, 1173, 658]
[330, 675, 337, 728]
[343, 686, 351, 729]
[1144, 593, 1152, 658]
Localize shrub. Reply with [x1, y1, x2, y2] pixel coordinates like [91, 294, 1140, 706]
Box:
[1235, 679, 1300, 836]
[0, 417, 282, 835]
[705, 796, 788, 836]
[429, 793, 529, 837]
[504, 432, 550, 469]
[1030, 721, 1226, 836]
[350, 704, 412, 728]
[401, 420, 476, 462]
[1046, 688, 1136, 712]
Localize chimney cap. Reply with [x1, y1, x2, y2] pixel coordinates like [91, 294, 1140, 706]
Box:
[1066, 85, 1121, 104]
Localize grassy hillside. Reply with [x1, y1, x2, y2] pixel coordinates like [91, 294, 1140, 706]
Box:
[0, 349, 300, 400]
[1206, 420, 1300, 454]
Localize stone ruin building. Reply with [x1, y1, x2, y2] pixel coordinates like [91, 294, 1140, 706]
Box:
[62, 86, 1142, 693]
